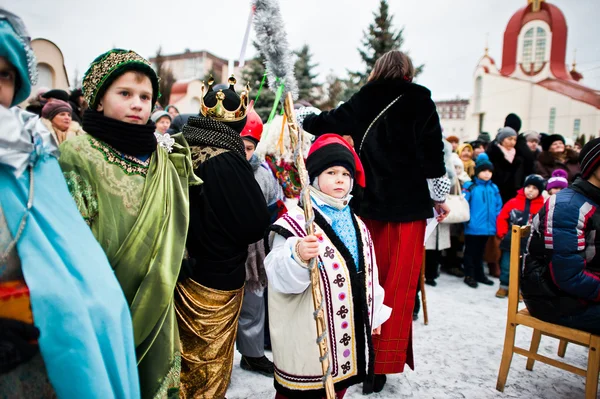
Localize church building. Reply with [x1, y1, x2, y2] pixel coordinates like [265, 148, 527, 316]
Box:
[446, 0, 600, 142]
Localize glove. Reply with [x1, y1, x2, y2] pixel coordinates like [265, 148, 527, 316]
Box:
[295, 106, 321, 129]
[0, 318, 40, 374]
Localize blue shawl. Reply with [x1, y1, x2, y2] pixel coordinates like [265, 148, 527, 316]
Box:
[0, 107, 140, 398]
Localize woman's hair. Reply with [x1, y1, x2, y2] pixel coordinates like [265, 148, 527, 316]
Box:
[368, 51, 415, 83]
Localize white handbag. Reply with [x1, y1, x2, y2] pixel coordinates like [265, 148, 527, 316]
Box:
[441, 176, 470, 224]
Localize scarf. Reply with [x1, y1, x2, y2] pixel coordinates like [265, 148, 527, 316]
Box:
[308, 188, 359, 268]
[497, 143, 516, 163]
[308, 185, 352, 211]
[82, 109, 157, 156]
[182, 115, 246, 159]
[461, 158, 476, 177]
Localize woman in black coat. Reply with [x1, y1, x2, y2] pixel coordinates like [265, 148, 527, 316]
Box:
[299, 50, 448, 393]
[486, 127, 530, 204]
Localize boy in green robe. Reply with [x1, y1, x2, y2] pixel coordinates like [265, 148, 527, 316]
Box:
[59, 49, 199, 399]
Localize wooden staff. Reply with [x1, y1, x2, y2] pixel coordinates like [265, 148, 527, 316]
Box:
[420, 247, 429, 325]
[283, 92, 335, 399]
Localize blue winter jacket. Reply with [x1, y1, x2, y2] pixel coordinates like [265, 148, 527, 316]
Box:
[463, 178, 503, 236]
[522, 178, 600, 321]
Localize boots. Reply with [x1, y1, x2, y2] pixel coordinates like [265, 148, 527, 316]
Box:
[240, 355, 274, 376]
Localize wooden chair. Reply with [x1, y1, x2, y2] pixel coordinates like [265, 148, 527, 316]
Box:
[496, 225, 600, 398]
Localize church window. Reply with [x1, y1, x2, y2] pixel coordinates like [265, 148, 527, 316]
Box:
[549, 107, 556, 134]
[573, 119, 581, 137]
[522, 26, 547, 72]
[474, 76, 483, 113]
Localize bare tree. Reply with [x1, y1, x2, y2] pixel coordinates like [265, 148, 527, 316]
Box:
[155, 46, 176, 108]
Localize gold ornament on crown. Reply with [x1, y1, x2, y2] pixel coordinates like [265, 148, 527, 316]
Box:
[200, 75, 250, 122]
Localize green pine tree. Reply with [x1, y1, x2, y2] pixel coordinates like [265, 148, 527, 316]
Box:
[294, 44, 319, 104]
[242, 42, 277, 122]
[350, 0, 424, 91]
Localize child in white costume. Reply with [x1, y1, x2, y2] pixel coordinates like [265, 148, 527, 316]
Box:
[265, 134, 391, 399]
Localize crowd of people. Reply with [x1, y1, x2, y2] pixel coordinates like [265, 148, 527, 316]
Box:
[1, 7, 598, 399]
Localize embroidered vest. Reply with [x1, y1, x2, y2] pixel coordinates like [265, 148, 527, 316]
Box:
[267, 205, 377, 395]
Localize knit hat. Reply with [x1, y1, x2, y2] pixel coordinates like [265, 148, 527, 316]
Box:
[446, 135, 459, 144]
[579, 137, 600, 179]
[523, 130, 540, 142]
[82, 49, 160, 110]
[41, 99, 72, 121]
[306, 134, 365, 187]
[546, 169, 569, 191]
[240, 107, 263, 145]
[496, 127, 517, 144]
[504, 113, 522, 133]
[523, 174, 545, 193]
[42, 89, 69, 102]
[477, 132, 491, 143]
[0, 9, 37, 106]
[541, 134, 565, 152]
[475, 153, 494, 175]
[150, 110, 171, 124]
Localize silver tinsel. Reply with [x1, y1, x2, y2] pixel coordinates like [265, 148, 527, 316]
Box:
[252, 0, 298, 101]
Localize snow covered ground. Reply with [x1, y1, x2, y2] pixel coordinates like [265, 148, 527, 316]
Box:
[226, 273, 593, 399]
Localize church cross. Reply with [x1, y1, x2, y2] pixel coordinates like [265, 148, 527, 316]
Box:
[529, 0, 544, 12]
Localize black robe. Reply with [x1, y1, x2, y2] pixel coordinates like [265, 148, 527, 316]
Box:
[184, 145, 270, 291]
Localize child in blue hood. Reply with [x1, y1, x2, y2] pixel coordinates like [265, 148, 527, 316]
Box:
[462, 153, 503, 288]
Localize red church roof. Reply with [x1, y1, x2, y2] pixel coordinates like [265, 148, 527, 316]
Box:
[537, 79, 600, 109]
[500, 1, 600, 109]
[500, 1, 569, 79]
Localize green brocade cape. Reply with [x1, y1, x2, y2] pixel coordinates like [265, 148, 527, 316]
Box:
[59, 133, 201, 398]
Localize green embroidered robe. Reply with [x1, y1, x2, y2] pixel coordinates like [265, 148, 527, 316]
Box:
[59, 133, 199, 399]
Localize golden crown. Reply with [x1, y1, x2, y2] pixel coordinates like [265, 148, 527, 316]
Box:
[200, 75, 250, 122]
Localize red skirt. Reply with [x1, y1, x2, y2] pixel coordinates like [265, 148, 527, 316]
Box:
[363, 218, 426, 374]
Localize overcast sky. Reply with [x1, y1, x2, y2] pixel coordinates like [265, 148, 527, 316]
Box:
[5, 0, 600, 100]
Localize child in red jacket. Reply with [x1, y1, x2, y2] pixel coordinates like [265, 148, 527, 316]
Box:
[495, 175, 546, 298]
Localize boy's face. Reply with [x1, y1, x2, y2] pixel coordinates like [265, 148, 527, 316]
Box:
[243, 138, 256, 161]
[524, 185, 540, 200]
[52, 111, 72, 132]
[97, 71, 152, 124]
[0, 57, 17, 108]
[478, 170, 492, 181]
[155, 116, 171, 134]
[548, 187, 563, 196]
[318, 166, 352, 199]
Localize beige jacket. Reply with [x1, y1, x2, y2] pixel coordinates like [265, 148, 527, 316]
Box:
[41, 118, 85, 145]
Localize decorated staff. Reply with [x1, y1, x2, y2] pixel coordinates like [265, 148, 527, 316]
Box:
[283, 93, 335, 399]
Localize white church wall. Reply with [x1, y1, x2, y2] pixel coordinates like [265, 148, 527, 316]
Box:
[464, 72, 600, 142]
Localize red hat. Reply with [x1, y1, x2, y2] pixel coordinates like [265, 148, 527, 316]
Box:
[306, 134, 366, 187]
[240, 104, 263, 145]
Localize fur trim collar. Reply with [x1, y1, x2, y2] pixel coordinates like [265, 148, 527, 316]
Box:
[538, 149, 579, 166]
